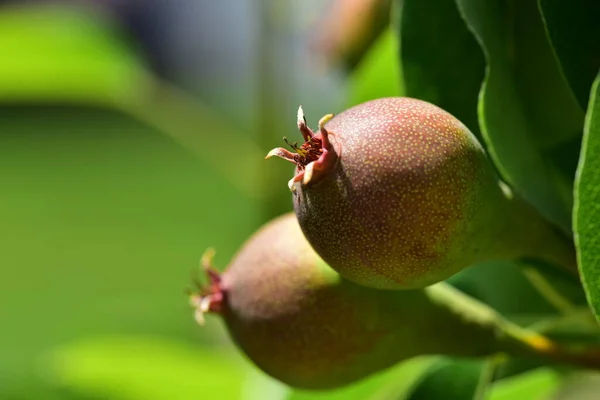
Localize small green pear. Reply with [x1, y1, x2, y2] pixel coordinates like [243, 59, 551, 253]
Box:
[189, 213, 592, 390]
[266, 98, 577, 289]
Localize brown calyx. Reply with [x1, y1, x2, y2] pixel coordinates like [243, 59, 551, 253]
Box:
[266, 106, 340, 191]
[189, 248, 224, 325]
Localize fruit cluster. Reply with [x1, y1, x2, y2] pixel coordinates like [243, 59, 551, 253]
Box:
[189, 98, 588, 390]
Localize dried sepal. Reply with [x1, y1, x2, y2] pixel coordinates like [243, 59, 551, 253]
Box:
[266, 107, 340, 189]
[188, 248, 224, 326]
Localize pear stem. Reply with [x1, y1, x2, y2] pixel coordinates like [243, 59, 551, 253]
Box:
[501, 319, 600, 370]
[428, 283, 600, 371]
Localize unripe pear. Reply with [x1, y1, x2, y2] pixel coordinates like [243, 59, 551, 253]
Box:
[266, 97, 576, 289]
[189, 213, 583, 390]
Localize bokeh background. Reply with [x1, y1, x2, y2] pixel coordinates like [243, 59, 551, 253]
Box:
[1, 1, 589, 399]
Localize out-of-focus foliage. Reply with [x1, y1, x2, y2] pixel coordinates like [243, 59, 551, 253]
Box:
[42, 335, 266, 400]
[347, 28, 403, 107]
[0, 4, 265, 200]
[0, 4, 148, 105]
[0, 105, 261, 395]
[487, 368, 561, 400]
[310, 0, 392, 71]
[401, 358, 484, 400]
[287, 358, 434, 400]
[548, 371, 600, 400]
[0, 4, 264, 398]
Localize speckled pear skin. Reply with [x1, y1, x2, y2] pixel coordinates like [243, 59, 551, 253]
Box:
[216, 213, 519, 390]
[291, 97, 575, 289]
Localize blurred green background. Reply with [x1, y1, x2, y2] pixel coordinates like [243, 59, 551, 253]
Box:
[1, 1, 596, 399]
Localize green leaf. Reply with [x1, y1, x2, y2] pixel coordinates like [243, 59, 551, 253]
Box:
[488, 368, 561, 400]
[394, 0, 485, 141]
[574, 73, 600, 322]
[42, 335, 263, 400]
[507, 0, 584, 150]
[0, 4, 149, 105]
[455, 0, 581, 233]
[286, 357, 435, 400]
[401, 358, 485, 400]
[539, 0, 600, 109]
[347, 28, 403, 107]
